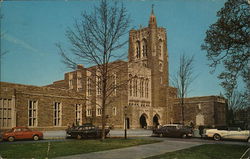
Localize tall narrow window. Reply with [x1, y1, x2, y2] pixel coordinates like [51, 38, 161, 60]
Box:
[142, 39, 147, 57]
[141, 79, 144, 97]
[134, 77, 138, 97]
[97, 76, 101, 95]
[112, 107, 117, 116]
[28, 100, 37, 127]
[145, 79, 149, 98]
[69, 73, 73, 89]
[129, 74, 132, 96]
[135, 41, 140, 59]
[87, 78, 91, 96]
[113, 73, 117, 96]
[54, 102, 62, 126]
[77, 72, 82, 91]
[75, 104, 82, 125]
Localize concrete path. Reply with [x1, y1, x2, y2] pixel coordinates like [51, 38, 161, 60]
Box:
[56, 139, 203, 159]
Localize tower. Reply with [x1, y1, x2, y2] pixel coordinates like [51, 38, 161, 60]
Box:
[128, 5, 169, 108]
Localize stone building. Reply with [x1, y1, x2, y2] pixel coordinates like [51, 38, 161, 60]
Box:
[0, 8, 227, 130]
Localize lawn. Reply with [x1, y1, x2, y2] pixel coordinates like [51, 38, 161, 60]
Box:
[145, 144, 249, 159]
[0, 138, 159, 158]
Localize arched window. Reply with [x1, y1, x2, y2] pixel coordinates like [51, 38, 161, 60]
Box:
[142, 39, 147, 57]
[133, 76, 137, 97]
[135, 41, 141, 59]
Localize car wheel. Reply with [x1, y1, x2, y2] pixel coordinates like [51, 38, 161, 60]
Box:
[76, 135, 82, 140]
[33, 135, 39, 141]
[247, 137, 250, 143]
[213, 134, 221, 141]
[8, 136, 15, 142]
[182, 134, 187, 138]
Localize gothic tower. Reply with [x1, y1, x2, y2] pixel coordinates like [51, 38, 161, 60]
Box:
[128, 6, 169, 108]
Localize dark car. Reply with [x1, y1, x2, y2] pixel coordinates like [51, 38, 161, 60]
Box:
[66, 123, 110, 139]
[152, 124, 193, 138]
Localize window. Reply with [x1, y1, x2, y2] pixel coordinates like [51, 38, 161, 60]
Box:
[145, 79, 149, 98]
[77, 77, 82, 91]
[96, 106, 102, 116]
[97, 76, 101, 95]
[142, 39, 147, 57]
[87, 78, 91, 96]
[75, 104, 82, 125]
[129, 74, 132, 96]
[86, 106, 92, 117]
[159, 39, 163, 60]
[112, 107, 117, 116]
[54, 102, 62, 126]
[140, 78, 144, 97]
[69, 73, 73, 89]
[112, 73, 117, 96]
[134, 77, 138, 97]
[28, 100, 37, 127]
[135, 41, 140, 59]
[0, 98, 12, 128]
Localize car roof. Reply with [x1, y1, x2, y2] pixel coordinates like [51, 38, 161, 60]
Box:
[12, 126, 29, 129]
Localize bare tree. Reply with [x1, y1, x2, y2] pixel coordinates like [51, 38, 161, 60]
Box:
[171, 54, 195, 125]
[56, 0, 130, 140]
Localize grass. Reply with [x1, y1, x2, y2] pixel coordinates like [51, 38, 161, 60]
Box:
[0, 138, 160, 158]
[145, 144, 249, 159]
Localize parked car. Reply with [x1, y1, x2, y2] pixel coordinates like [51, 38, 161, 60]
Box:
[204, 126, 250, 142]
[66, 123, 110, 139]
[152, 124, 193, 138]
[2, 126, 43, 142]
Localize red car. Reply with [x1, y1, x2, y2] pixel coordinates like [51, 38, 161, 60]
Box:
[2, 126, 43, 142]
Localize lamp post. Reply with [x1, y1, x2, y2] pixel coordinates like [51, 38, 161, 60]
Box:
[124, 106, 127, 139]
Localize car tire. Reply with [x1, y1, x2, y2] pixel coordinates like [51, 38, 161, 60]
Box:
[213, 134, 221, 141]
[8, 136, 15, 142]
[182, 134, 187, 138]
[247, 137, 250, 143]
[33, 135, 39, 141]
[76, 134, 82, 140]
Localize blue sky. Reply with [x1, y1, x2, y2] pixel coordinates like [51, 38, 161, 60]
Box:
[1, 0, 228, 97]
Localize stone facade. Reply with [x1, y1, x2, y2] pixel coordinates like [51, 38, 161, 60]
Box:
[0, 8, 227, 130]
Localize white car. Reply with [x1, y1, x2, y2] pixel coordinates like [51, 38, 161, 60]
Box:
[204, 127, 250, 142]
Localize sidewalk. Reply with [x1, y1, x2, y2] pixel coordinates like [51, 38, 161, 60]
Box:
[56, 139, 202, 159]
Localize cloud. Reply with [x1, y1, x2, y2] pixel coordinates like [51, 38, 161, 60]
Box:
[2, 34, 45, 56]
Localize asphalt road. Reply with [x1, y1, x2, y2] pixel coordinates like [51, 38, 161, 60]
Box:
[0, 129, 249, 145]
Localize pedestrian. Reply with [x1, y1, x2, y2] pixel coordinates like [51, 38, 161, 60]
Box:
[198, 125, 204, 139]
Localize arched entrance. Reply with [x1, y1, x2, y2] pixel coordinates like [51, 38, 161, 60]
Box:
[140, 114, 147, 128]
[153, 114, 160, 128]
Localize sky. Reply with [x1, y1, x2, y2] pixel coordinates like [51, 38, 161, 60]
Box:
[1, 0, 228, 97]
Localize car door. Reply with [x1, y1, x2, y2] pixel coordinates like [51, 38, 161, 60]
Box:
[22, 128, 32, 139]
[13, 128, 23, 139]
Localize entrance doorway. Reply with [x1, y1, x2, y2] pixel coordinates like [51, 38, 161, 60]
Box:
[139, 114, 147, 128]
[153, 114, 160, 128]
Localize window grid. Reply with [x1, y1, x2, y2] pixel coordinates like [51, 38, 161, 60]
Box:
[75, 104, 82, 125]
[0, 98, 12, 128]
[28, 100, 37, 127]
[54, 102, 62, 126]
